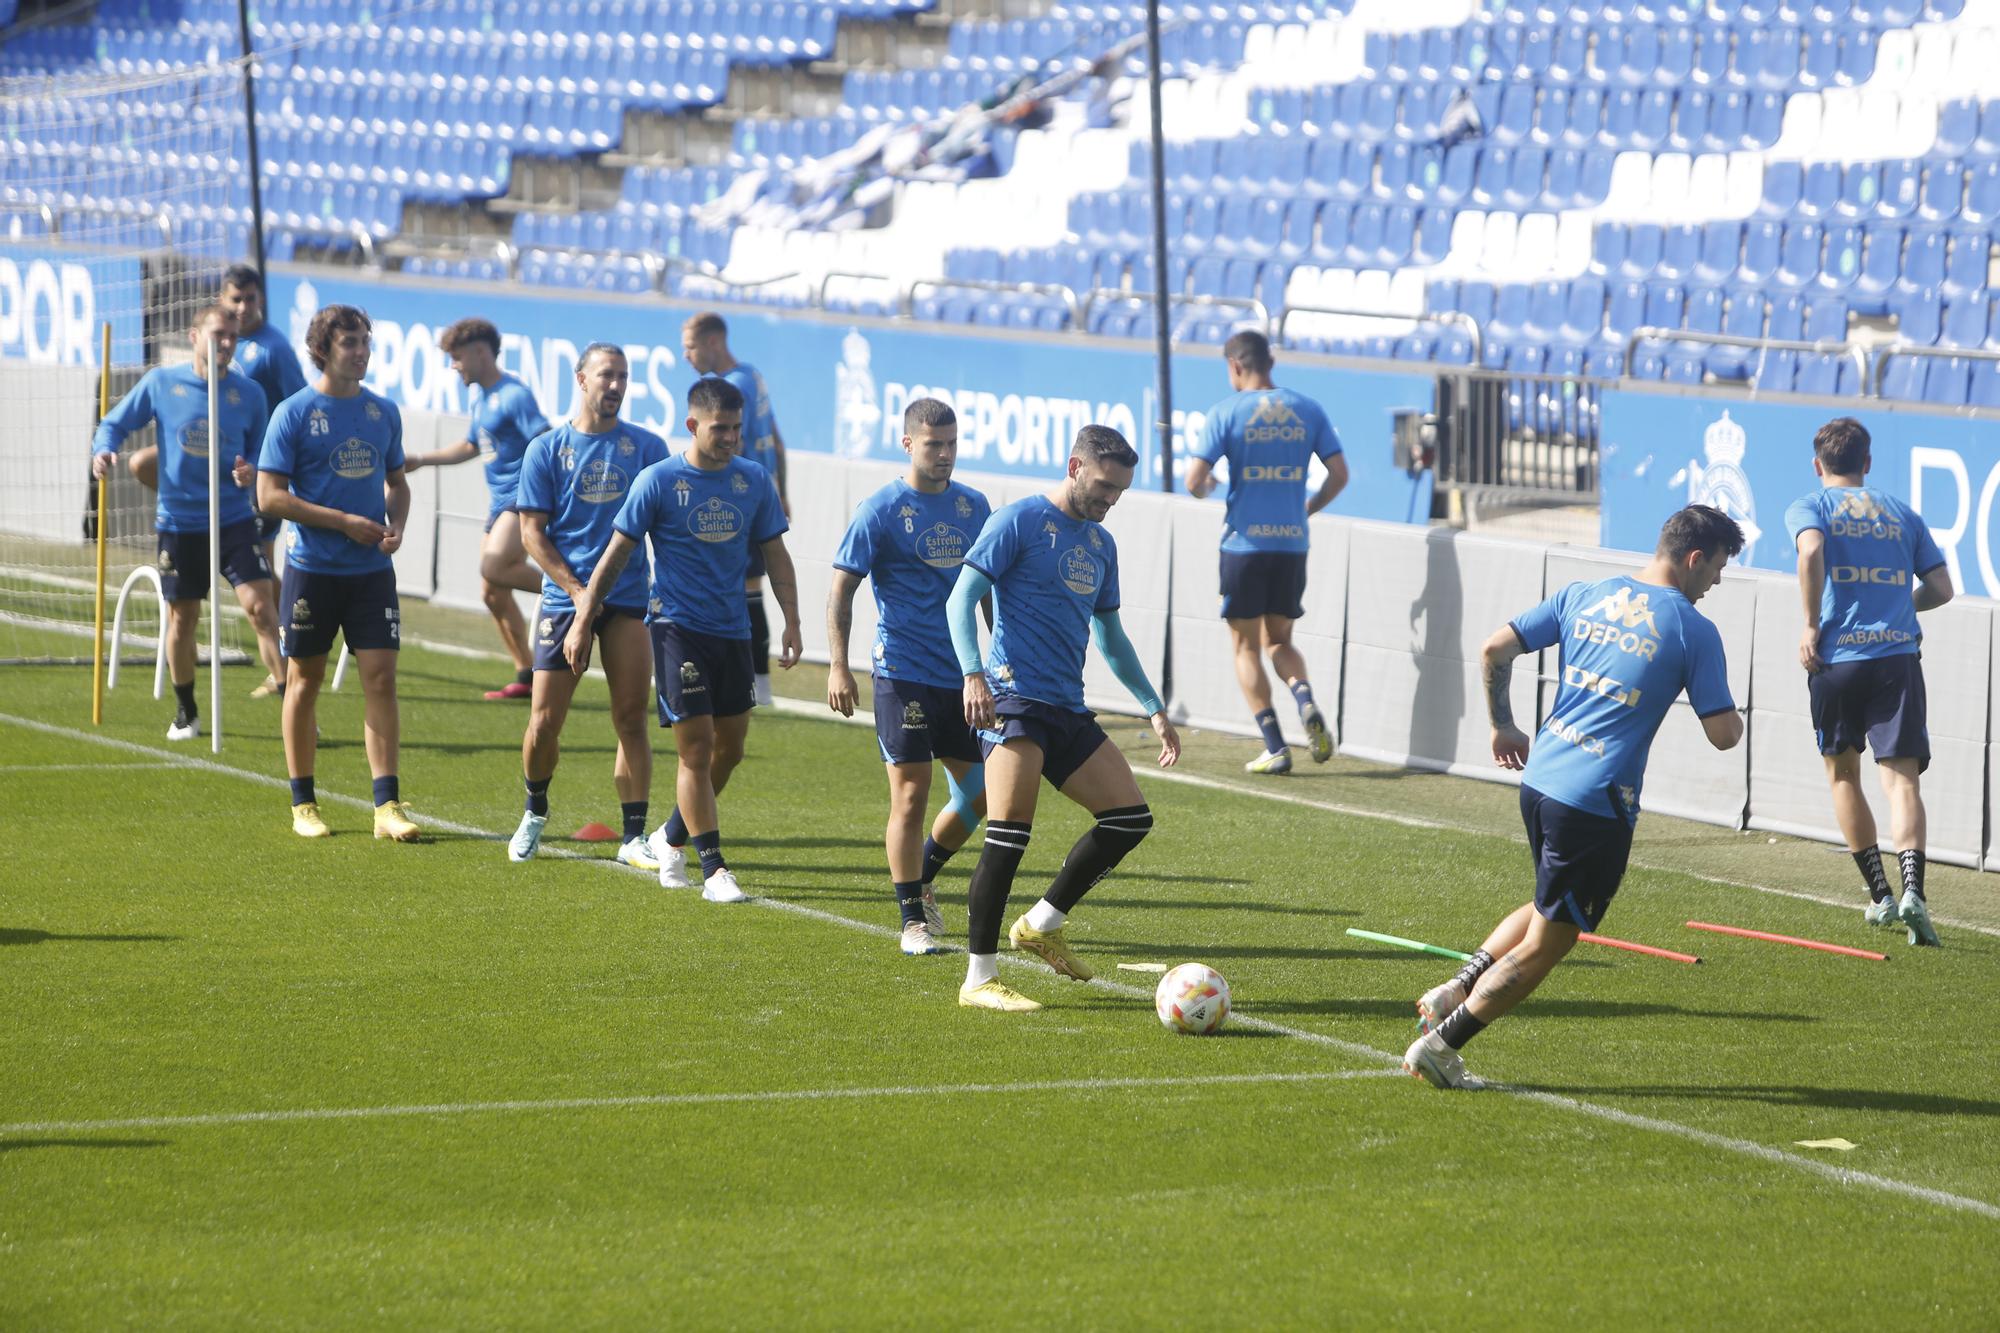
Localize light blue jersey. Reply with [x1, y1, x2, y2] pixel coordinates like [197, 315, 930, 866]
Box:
[259, 388, 405, 575]
[834, 478, 992, 689]
[92, 365, 268, 533]
[469, 373, 551, 511]
[704, 364, 778, 479]
[1194, 386, 1341, 554]
[1784, 487, 1946, 664]
[1512, 575, 1734, 822]
[232, 322, 307, 453]
[963, 494, 1120, 712]
[514, 420, 669, 613]
[613, 452, 787, 639]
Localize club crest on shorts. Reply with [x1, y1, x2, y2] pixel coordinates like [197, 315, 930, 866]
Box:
[903, 699, 925, 729]
[539, 616, 554, 638]
[1060, 546, 1099, 597]
[680, 659, 701, 685]
[649, 597, 663, 616]
[157, 547, 173, 571]
[292, 598, 310, 622]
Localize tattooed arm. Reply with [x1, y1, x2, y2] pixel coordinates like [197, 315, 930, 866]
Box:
[1481, 625, 1532, 770]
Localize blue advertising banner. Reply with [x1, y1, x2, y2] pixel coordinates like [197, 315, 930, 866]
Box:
[263, 268, 1436, 524]
[1599, 387, 2000, 599]
[0, 243, 146, 366]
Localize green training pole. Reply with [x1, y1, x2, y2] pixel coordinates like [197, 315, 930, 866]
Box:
[1345, 928, 1474, 962]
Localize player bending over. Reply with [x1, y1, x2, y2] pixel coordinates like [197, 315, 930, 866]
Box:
[828, 397, 994, 955]
[1184, 330, 1346, 774]
[574, 376, 800, 903]
[402, 317, 554, 701]
[948, 425, 1181, 1012]
[1786, 417, 1954, 946]
[91, 304, 283, 739]
[506, 344, 667, 868]
[255, 305, 420, 843]
[1405, 505, 1744, 1088]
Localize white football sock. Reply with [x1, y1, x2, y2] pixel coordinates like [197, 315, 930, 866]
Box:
[965, 953, 998, 987]
[1025, 900, 1066, 932]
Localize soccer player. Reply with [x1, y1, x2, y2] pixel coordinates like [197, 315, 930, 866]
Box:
[1785, 417, 1954, 947]
[1184, 330, 1345, 774]
[571, 376, 800, 903]
[90, 304, 283, 739]
[827, 397, 993, 955]
[946, 425, 1181, 1012]
[506, 344, 668, 867]
[401, 317, 553, 701]
[255, 305, 421, 843]
[1403, 505, 1745, 1089]
[682, 312, 786, 708]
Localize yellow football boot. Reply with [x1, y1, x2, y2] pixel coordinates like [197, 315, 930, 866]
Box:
[1008, 915, 1095, 981]
[291, 802, 331, 839]
[373, 800, 422, 842]
[957, 979, 1043, 1012]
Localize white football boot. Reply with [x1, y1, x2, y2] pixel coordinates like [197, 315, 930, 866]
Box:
[1245, 749, 1292, 775]
[616, 836, 659, 871]
[508, 812, 547, 862]
[649, 828, 691, 888]
[900, 921, 942, 955]
[1403, 1029, 1485, 1090]
[1863, 895, 1901, 927]
[702, 868, 749, 903]
[1899, 890, 1941, 947]
[1417, 977, 1468, 1032]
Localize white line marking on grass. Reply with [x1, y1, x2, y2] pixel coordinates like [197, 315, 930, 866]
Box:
[0, 1070, 1401, 1137]
[0, 761, 183, 774]
[5, 709, 1997, 1224]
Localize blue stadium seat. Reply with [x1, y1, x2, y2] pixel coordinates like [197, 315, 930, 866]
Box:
[1798, 161, 1839, 220]
[1657, 223, 1700, 281]
[1707, 291, 1764, 379]
[1942, 294, 1989, 348]
[1695, 221, 1741, 284]
[1623, 222, 1663, 277]
[1943, 228, 1990, 299]
[1775, 221, 1822, 289]
[1920, 161, 1965, 224]
[1902, 227, 1949, 292]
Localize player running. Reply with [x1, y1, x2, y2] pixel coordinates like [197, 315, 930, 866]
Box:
[571, 376, 801, 903]
[947, 424, 1181, 1012]
[506, 344, 668, 868]
[1183, 330, 1346, 774]
[827, 397, 993, 956]
[1785, 417, 1954, 947]
[255, 305, 421, 843]
[401, 317, 553, 701]
[1404, 505, 1744, 1089]
[682, 312, 786, 708]
[90, 304, 283, 739]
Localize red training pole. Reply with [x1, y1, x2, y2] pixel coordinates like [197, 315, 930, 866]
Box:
[1579, 932, 1701, 964]
[1684, 921, 1889, 961]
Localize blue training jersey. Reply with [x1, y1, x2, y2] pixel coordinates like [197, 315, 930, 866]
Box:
[231, 322, 307, 459]
[614, 452, 787, 639]
[469, 373, 551, 510]
[1511, 576, 1734, 822]
[1195, 386, 1342, 555]
[258, 387, 405, 575]
[704, 364, 778, 479]
[964, 494, 1120, 713]
[514, 420, 669, 613]
[1784, 486, 1946, 664]
[92, 365, 267, 533]
[834, 478, 993, 689]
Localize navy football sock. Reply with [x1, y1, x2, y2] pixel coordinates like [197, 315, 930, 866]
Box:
[1290, 679, 1316, 712]
[692, 830, 725, 878]
[1898, 848, 1927, 902]
[1253, 708, 1285, 754]
[662, 807, 689, 847]
[524, 776, 551, 817]
[621, 801, 647, 842]
[289, 776, 315, 806]
[173, 682, 197, 719]
[1852, 847, 1893, 903]
[921, 836, 956, 885]
[372, 775, 399, 807]
[895, 879, 927, 926]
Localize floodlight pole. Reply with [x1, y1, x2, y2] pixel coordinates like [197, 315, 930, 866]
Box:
[1144, 0, 1174, 493]
[235, 0, 268, 284]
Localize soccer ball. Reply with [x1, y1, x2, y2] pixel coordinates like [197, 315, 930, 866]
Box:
[1155, 963, 1230, 1035]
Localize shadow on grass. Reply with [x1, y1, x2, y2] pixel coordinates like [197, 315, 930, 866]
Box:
[1091, 942, 1396, 963]
[1519, 1083, 2000, 1118]
[0, 1138, 169, 1152]
[1087, 897, 1361, 918]
[1250, 997, 1814, 1022]
[0, 928, 178, 946]
[733, 836, 890, 850]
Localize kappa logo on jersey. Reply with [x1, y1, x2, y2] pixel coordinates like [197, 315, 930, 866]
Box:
[916, 522, 970, 570]
[1830, 492, 1904, 540]
[1585, 587, 1659, 634]
[898, 504, 918, 522]
[1245, 394, 1308, 444]
[902, 700, 926, 730]
[1575, 587, 1661, 659]
[559, 444, 577, 472]
[1837, 492, 1886, 521]
[690, 496, 744, 543]
[1060, 545, 1099, 597]
[332, 438, 378, 479]
[575, 458, 628, 505]
[673, 478, 692, 503]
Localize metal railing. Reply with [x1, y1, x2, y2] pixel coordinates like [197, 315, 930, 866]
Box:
[903, 276, 1085, 327]
[1872, 342, 2000, 396]
[1278, 306, 1483, 365]
[1625, 327, 1871, 388]
[1434, 368, 1601, 501]
[1084, 288, 1271, 339]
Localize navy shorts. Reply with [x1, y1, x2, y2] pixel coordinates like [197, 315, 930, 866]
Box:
[1519, 784, 1633, 931]
[1810, 653, 1929, 770]
[532, 603, 646, 673]
[979, 696, 1111, 790]
[256, 513, 284, 544]
[1219, 550, 1307, 620]
[278, 565, 400, 659]
[875, 676, 982, 766]
[157, 520, 272, 602]
[652, 620, 754, 725]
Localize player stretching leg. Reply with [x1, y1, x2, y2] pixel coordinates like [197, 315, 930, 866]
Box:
[948, 425, 1181, 1012]
[1786, 417, 1954, 946]
[827, 397, 994, 955]
[575, 377, 800, 903]
[91, 304, 282, 738]
[1404, 506, 1743, 1088]
[256, 305, 420, 842]
[682, 312, 787, 708]
[507, 344, 668, 867]
[1184, 331, 1347, 774]
[402, 317, 554, 701]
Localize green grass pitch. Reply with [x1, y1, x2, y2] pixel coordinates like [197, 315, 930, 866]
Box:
[2, 611, 1997, 1327]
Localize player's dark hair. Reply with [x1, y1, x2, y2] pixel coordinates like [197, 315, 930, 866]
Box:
[1223, 329, 1273, 373]
[685, 311, 727, 341]
[574, 341, 625, 376]
[440, 317, 501, 356]
[688, 375, 744, 416]
[303, 304, 371, 371]
[1072, 423, 1138, 468]
[1813, 416, 1871, 475]
[220, 263, 262, 294]
[904, 397, 956, 433]
[1657, 504, 1745, 564]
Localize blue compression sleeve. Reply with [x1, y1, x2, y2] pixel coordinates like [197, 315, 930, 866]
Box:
[943, 763, 984, 830]
[1092, 610, 1164, 717]
[947, 566, 993, 677]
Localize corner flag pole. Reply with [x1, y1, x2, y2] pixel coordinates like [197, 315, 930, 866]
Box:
[1144, 0, 1174, 494]
[207, 330, 223, 754]
[91, 321, 111, 725]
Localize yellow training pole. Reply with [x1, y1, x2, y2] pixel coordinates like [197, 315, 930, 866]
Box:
[91, 321, 111, 726]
